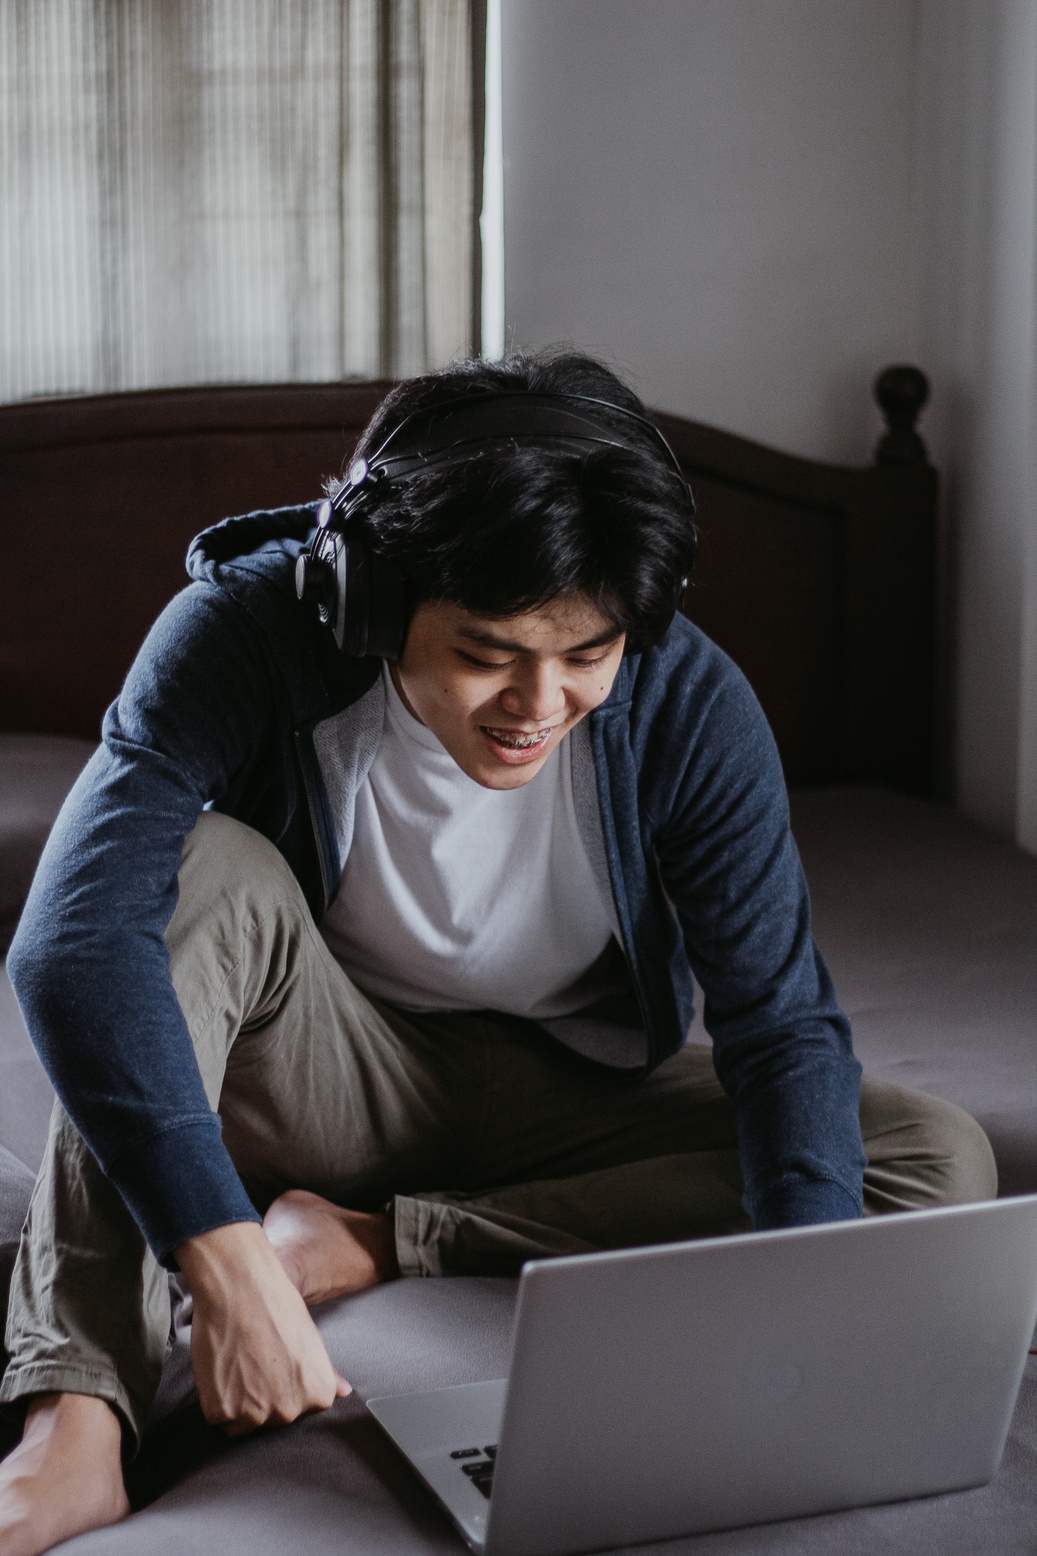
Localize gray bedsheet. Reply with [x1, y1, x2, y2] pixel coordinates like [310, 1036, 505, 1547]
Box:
[789, 787, 1037, 1197]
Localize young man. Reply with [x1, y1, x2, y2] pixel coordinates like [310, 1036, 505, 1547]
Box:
[0, 352, 995, 1554]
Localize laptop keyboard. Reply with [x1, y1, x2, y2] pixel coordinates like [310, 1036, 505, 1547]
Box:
[450, 1444, 497, 1499]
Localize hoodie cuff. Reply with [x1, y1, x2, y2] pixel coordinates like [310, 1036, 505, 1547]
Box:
[105, 1117, 262, 1268]
[751, 1175, 861, 1231]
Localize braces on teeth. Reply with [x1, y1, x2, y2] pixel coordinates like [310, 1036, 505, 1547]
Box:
[486, 728, 550, 748]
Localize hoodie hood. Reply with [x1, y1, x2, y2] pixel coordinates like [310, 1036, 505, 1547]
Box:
[186, 502, 318, 592]
[185, 501, 378, 726]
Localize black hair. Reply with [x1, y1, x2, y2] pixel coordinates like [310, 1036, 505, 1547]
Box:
[329, 349, 697, 652]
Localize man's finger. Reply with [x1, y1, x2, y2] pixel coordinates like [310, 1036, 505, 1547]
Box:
[335, 1373, 353, 1398]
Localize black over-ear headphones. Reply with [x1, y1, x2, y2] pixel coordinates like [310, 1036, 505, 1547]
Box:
[295, 391, 694, 660]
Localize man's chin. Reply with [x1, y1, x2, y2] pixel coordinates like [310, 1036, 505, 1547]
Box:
[454, 732, 557, 789]
[464, 754, 551, 791]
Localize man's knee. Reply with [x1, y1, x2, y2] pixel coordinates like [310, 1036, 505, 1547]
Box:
[860, 1076, 998, 1213]
[169, 813, 305, 952]
[178, 811, 296, 904]
[165, 813, 317, 1101]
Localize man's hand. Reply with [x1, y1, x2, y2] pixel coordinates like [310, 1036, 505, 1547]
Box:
[175, 1221, 352, 1436]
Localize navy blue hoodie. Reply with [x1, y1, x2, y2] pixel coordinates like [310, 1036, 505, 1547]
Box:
[8, 505, 865, 1264]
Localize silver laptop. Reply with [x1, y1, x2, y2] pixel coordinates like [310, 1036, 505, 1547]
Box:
[367, 1195, 1037, 1556]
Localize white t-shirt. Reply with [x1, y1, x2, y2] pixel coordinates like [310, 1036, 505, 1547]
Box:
[319, 665, 622, 1017]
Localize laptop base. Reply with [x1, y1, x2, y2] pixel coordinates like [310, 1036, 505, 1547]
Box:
[368, 1379, 506, 1553]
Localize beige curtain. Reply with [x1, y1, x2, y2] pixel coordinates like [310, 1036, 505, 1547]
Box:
[0, 0, 479, 401]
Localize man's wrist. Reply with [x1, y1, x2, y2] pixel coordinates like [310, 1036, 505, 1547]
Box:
[105, 1117, 261, 1270]
[175, 1219, 275, 1293]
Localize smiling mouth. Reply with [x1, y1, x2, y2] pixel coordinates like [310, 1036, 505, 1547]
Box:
[481, 724, 556, 751]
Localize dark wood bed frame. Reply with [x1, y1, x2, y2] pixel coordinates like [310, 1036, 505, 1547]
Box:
[0, 371, 937, 792]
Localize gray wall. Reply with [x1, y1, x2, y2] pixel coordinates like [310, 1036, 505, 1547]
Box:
[502, 0, 921, 463]
[914, 0, 1037, 843]
[501, 0, 1037, 846]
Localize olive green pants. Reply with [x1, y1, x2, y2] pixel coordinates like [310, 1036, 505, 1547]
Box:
[0, 814, 998, 1444]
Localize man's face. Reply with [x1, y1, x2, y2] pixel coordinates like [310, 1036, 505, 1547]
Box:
[391, 595, 626, 790]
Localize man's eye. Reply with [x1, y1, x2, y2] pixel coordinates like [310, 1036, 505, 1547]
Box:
[568, 653, 611, 668]
[458, 651, 511, 670]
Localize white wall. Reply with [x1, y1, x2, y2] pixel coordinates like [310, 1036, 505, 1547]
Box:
[501, 0, 922, 464]
[914, 0, 1037, 842]
[501, 0, 1037, 849]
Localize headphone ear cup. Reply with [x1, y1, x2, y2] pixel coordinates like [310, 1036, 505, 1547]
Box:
[365, 551, 409, 661]
[296, 527, 345, 634]
[341, 529, 373, 656]
[332, 532, 350, 652]
[305, 520, 408, 659]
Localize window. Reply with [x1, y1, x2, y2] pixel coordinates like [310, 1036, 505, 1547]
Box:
[0, 0, 484, 400]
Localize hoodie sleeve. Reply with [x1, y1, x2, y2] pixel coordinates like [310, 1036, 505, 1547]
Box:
[6, 581, 283, 1264]
[653, 656, 867, 1230]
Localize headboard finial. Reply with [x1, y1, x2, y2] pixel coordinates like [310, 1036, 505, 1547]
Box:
[873, 365, 930, 466]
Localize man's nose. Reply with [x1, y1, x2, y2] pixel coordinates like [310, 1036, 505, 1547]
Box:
[498, 664, 566, 723]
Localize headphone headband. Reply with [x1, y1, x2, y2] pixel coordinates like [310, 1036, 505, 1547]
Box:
[330, 391, 693, 515]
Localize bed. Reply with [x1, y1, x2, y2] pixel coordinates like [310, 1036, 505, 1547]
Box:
[0, 373, 1034, 1554]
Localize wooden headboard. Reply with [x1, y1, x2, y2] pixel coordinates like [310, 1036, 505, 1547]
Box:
[0, 372, 937, 793]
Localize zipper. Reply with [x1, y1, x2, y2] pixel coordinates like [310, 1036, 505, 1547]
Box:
[294, 728, 331, 917]
[587, 709, 656, 1060]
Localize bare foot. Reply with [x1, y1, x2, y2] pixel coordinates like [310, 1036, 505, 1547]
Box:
[263, 1190, 399, 1305]
[0, 1392, 129, 1556]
